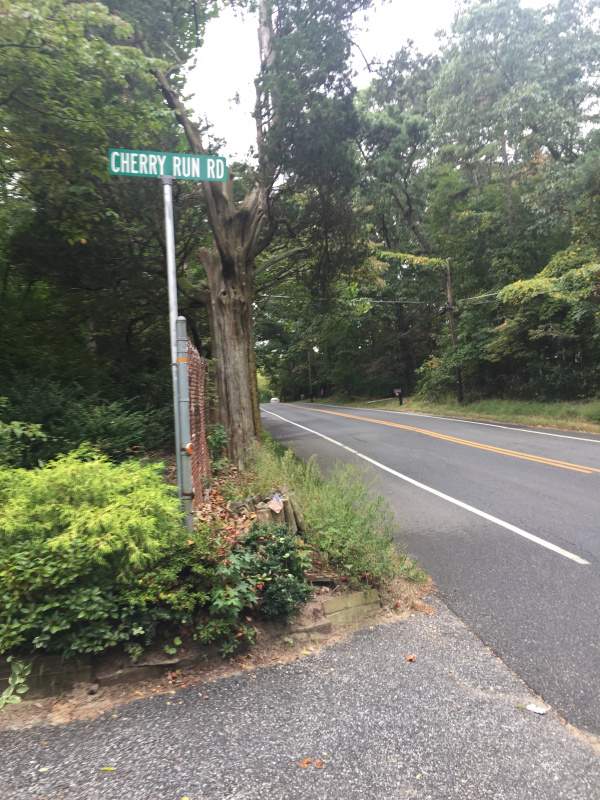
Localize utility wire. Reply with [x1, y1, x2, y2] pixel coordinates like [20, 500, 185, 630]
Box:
[259, 291, 500, 306]
[259, 295, 435, 305]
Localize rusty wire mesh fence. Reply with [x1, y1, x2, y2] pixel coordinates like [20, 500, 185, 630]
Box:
[187, 339, 211, 510]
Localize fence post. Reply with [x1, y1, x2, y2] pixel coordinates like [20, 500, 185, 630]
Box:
[161, 175, 183, 499]
[176, 316, 194, 532]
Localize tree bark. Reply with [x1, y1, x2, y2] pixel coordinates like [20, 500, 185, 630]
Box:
[200, 245, 260, 468]
[152, 63, 270, 465]
[500, 134, 514, 236]
[445, 259, 463, 404]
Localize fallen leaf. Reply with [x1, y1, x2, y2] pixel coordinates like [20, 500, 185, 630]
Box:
[204, 695, 209, 699]
[301, 649, 311, 655]
[416, 773, 422, 779]
[393, 601, 402, 609]
[405, 654, 416, 662]
[314, 760, 324, 768]
[187, 540, 194, 546]
[299, 758, 313, 768]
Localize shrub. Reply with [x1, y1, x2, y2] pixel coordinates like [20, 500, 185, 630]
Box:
[0, 444, 315, 660]
[119, 521, 313, 657]
[243, 522, 313, 618]
[0, 398, 47, 467]
[2, 379, 170, 467]
[0, 447, 182, 656]
[207, 423, 228, 471]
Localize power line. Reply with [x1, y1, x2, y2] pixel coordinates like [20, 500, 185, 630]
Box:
[259, 291, 500, 306]
[259, 294, 435, 305]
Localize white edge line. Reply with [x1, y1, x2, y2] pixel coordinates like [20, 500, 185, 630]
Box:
[262, 408, 590, 566]
[313, 404, 600, 444]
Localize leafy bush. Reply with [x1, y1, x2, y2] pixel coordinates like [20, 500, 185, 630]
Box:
[0, 442, 315, 660]
[117, 525, 226, 649]
[0, 448, 182, 656]
[244, 523, 313, 618]
[1, 379, 170, 467]
[0, 539, 124, 656]
[207, 423, 228, 470]
[0, 398, 47, 467]
[0, 658, 30, 710]
[119, 521, 312, 657]
[414, 355, 457, 401]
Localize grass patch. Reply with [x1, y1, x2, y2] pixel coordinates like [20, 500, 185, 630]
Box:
[249, 433, 427, 587]
[301, 395, 600, 434]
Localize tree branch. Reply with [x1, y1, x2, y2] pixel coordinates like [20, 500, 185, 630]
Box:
[254, 245, 311, 277]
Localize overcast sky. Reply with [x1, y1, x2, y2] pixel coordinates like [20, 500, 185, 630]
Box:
[186, 0, 550, 160]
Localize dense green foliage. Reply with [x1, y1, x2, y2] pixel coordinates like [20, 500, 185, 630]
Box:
[0, 448, 182, 656]
[0, 0, 599, 502]
[257, 0, 600, 404]
[0, 399, 46, 467]
[119, 519, 312, 657]
[243, 523, 313, 618]
[1, 382, 170, 467]
[0, 448, 313, 658]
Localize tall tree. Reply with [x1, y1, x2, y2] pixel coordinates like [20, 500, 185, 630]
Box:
[110, 0, 372, 464]
[1, 0, 371, 465]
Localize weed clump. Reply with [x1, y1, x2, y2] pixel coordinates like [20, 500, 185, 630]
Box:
[251, 435, 425, 586]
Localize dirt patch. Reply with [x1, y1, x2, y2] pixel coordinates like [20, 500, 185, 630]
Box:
[0, 578, 432, 731]
[563, 722, 600, 756]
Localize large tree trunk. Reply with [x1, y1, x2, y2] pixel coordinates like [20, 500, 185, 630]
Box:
[500, 134, 514, 236]
[200, 246, 261, 468]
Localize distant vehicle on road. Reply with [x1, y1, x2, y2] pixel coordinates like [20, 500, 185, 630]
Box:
[270, 397, 281, 403]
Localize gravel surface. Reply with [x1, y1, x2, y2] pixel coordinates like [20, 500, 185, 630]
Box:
[1, 600, 598, 800]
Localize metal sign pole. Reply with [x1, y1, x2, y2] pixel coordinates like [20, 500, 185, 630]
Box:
[110, 149, 227, 530]
[176, 316, 194, 532]
[161, 176, 183, 500]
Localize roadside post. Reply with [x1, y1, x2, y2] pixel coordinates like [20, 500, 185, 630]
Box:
[176, 316, 194, 526]
[108, 148, 227, 531]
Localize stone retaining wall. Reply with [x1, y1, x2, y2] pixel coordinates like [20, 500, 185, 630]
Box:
[1, 590, 382, 699]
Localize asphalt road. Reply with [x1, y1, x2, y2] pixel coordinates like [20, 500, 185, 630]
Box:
[261, 402, 600, 735]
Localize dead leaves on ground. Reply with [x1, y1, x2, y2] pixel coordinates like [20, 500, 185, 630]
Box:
[298, 757, 325, 769]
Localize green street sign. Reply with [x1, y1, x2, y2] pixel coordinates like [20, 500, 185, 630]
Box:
[108, 148, 227, 181]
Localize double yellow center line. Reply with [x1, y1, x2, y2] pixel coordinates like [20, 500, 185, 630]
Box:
[288, 406, 599, 475]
